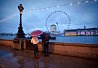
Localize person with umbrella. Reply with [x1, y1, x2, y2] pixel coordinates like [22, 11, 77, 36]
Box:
[31, 36, 39, 58]
[41, 32, 51, 57]
[30, 30, 43, 58]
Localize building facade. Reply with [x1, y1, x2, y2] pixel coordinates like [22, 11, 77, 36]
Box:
[64, 28, 98, 36]
[50, 24, 57, 32]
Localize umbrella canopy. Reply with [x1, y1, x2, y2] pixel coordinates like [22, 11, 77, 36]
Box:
[30, 30, 44, 37]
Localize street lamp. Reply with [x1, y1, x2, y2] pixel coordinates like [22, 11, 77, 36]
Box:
[16, 4, 25, 38]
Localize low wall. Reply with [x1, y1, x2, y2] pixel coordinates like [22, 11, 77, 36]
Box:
[0, 39, 14, 47]
[0, 39, 98, 59]
[0, 39, 24, 49]
[49, 42, 98, 59]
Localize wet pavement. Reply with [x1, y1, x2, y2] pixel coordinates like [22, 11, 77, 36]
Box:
[0, 45, 98, 68]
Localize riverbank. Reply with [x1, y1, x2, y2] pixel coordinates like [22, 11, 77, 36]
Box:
[0, 39, 98, 60]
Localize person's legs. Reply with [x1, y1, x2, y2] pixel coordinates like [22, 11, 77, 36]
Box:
[46, 43, 49, 56]
[42, 43, 45, 56]
[34, 46, 36, 58]
[43, 45, 46, 56]
[33, 44, 38, 58]
[36, 45, 38, 57]
[43, 43, 49, 57]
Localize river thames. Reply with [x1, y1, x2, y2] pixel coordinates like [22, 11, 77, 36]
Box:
[0, 36, 98, 44]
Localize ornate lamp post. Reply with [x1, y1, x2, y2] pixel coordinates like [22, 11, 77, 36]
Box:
[16, 4, 25, 38]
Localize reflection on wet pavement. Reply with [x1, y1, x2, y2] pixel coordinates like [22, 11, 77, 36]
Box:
[0, 45, 98, 68]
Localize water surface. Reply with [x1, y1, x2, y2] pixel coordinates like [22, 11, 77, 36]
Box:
[0, 36, 98, 44]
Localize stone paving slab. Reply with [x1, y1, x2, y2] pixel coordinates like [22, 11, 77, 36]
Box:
[0, 45, 98, 68]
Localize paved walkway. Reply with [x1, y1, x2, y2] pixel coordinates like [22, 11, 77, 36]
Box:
[0, 45, 98, 68]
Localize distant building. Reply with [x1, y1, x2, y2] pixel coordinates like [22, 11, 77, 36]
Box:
[50, 24, 63, 36]
[64, 29, 77, 36]
[64, 28, 98, 36]
[50, 24, 57, 32]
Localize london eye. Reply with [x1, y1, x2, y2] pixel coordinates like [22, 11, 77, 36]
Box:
[45, 11, 71, 35]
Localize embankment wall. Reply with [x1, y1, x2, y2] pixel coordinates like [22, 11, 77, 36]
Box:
[0, 39, 98, 59]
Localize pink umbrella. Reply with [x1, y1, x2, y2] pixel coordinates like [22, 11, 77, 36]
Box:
[30, 30, 44, 37]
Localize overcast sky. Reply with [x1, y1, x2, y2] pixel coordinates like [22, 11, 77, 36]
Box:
[0, 0, 98, 33]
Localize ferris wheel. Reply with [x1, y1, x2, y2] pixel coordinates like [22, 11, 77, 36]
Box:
[45, 11, 71, 32]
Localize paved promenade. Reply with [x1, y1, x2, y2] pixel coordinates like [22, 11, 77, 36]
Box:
[0, 45, 98, 68]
